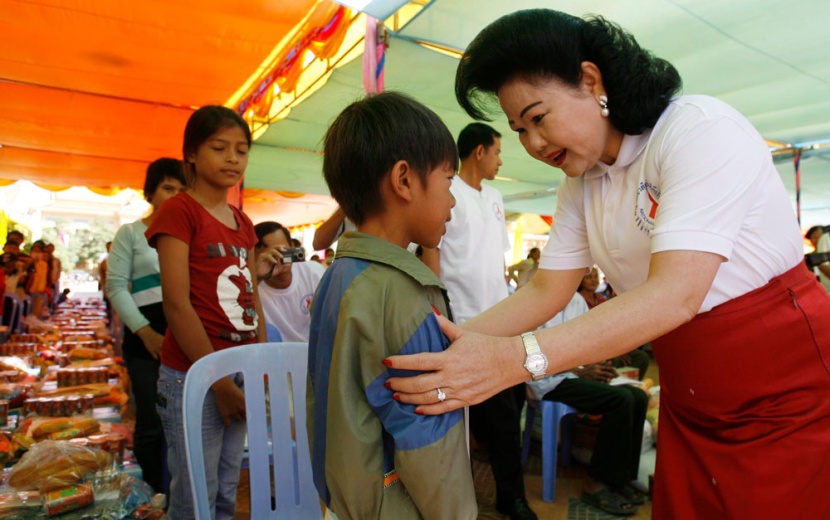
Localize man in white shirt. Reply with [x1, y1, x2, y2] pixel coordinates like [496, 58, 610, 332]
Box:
[422, 123, 535, 520]
[255, 221, 325, 342]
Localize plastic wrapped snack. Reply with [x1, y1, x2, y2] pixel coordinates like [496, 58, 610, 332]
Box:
[0, 490, 43, 517]
[8, 440, 114, 492]
[42, 482, 94, 516]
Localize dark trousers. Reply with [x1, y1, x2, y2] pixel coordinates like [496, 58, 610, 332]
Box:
[544, 379, 648, 488]
[470, 383, 526, 508]
[611, 348, 650, 381]
[124, 338, 166, 493]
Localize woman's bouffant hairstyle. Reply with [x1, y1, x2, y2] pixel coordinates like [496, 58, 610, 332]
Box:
[455, 9, 682, 135]
[182, 105, 252, 179]
[323, 91, 458, 226]
[143, 158, 187, 201]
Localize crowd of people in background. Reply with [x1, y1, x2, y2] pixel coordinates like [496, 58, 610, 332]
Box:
[1, 231, 64, 323]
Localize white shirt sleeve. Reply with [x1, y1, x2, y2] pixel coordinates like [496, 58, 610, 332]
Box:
[539, 176, 592, 271]
[648, 106, 770, 260]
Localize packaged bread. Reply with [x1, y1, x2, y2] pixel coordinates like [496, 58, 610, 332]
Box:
[33, 417, 100, 440]
[0, 490, 43, 517]
[36, 383, 111, 398]
[8, 440, 114, 491]
[67, 347, 108, 360]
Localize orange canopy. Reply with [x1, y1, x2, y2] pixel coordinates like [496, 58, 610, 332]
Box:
[0, 0, 319, 189]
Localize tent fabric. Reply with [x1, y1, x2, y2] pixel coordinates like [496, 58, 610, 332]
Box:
[245, 0, 830, 219]
[3, 0, 830, 223]
[236, 2, 352, 121]
[0, 0, 320, 189]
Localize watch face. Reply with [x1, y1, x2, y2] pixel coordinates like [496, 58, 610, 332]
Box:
[525, 353, 547, 372]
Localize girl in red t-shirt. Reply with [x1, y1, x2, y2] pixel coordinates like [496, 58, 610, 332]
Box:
[146, 106, 280, 519]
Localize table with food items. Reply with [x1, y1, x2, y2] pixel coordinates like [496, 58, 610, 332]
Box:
[0, 299, 166, 519]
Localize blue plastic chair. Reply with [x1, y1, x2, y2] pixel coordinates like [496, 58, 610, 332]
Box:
[521, 395, 577, 502]
[183, 342, 322, 519]
[266, 322, 283, 342]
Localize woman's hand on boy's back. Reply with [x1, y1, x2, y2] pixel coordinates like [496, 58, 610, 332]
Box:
[211, 376, 246, 427]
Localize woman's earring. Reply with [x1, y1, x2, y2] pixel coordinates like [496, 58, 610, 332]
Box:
[599, 95, 610, 117]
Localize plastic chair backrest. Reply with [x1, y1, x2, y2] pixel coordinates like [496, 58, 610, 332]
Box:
[183, 342, 322, 519]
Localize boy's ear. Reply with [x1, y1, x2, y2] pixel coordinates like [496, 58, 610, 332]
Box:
[388, 160, 415, 202]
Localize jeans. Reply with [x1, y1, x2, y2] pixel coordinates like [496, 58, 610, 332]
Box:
[157, 365, 246, 520]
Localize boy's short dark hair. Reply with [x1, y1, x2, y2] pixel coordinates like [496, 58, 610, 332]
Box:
[457, 122, 501, 161]
[144, 158, 187, 201]
[323, 91, 458, 227]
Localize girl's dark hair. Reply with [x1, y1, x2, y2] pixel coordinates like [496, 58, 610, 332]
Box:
[456, 9, 682, 134]
[323, 91, 458, 226]
[143, 158, 187, 201]
[254, 221, 292, 247]
[182, 105, 252, 177]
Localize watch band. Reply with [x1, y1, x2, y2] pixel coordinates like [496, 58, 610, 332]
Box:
[521, 331, 542, 355]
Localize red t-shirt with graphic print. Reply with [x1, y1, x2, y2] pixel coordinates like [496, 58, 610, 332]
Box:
[146, 193, 258, 372]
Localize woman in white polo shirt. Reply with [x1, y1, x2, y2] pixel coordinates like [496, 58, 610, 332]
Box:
[386, 9, 830, 519]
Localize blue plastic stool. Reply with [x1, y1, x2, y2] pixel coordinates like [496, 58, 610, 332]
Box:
[522, 397, 577, 502]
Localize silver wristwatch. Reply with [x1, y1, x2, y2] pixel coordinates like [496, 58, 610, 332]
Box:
[520, 331, 548, 381]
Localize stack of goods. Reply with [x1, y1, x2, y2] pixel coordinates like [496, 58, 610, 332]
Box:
[0, 297, 164, 518]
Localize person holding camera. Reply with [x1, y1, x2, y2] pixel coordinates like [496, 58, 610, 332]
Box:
[254, 221, 325, 342]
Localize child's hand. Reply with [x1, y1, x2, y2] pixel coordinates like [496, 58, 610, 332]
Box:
[211, 376, 246, 427]
[255, 245, 284, 281]
[136, 326, 164, 360]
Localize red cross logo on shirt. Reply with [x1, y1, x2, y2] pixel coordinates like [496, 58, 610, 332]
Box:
[647, 191, 659, 219]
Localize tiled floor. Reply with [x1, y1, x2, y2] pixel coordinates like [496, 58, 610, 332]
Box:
[235, 453, 652, 520]
[473, 455, 652, 520]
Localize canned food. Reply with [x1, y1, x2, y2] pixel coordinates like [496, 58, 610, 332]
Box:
[66, 396, 82, 416]
[87, 433, 109, 454]
[57, 370, 68, 388]
[33, 397, 48, 416]
[81, 394, 95, 414]
[105, 433, 126, 464]
[52, 397, 69, 417]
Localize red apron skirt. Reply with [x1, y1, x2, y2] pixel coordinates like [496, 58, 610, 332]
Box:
[651, 264, 830, 519]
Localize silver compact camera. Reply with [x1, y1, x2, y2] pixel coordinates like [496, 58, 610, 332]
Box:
[281, 247, 306, 263]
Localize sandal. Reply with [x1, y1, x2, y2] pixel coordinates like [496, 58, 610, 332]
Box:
[580, 487, 638, 516]
[615, 484, 645, 506]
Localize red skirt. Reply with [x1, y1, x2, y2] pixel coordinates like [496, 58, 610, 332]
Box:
[651, 264, 830, 519]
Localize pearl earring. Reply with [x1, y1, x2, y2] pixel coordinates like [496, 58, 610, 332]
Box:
[598, 95, 610, 117]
